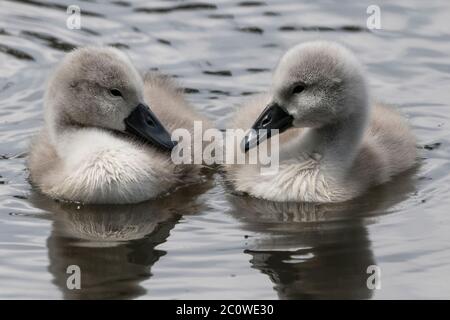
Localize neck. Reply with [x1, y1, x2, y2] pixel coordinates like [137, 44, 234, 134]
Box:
[281, 107, 369, 176]
[310, 112, 366, 164]
[46, 113, 81, 145]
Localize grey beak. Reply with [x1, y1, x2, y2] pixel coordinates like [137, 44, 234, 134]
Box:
[241, 102, 293, 152]
[124, 103, 176, 151]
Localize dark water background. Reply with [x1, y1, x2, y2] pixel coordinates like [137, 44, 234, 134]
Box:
[1, 0, 450, 299]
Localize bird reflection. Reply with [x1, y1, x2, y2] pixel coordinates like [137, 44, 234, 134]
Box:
[226, 168, 418, 299]
[30, 177, 213, 299]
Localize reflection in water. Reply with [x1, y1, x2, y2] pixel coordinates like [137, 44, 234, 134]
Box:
[226, 169, 417, 299]
[30, 179, 213, 299]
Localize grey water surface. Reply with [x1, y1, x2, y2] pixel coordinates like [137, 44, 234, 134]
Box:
[0, 0, 450, 299]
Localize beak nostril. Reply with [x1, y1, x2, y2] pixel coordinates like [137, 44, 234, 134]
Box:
[261, 114, 272, 127]
[146, 117, 156, 127]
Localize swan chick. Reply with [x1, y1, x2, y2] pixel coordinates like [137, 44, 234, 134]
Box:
[29, 47, 206, 204]
[227, 41, 417, 203]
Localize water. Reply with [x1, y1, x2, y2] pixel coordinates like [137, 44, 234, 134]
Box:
[1, 0, 450, 299]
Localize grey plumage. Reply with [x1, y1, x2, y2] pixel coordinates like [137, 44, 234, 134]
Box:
[226, 41, 417, 202]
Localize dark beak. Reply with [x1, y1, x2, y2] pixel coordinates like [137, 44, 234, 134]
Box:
[124, 103, 176, 151]
[242, 102, 293, 152]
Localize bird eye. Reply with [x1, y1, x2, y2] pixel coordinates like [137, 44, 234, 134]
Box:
[292, 83, 305, 94]
[110, 88, 122, 97]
